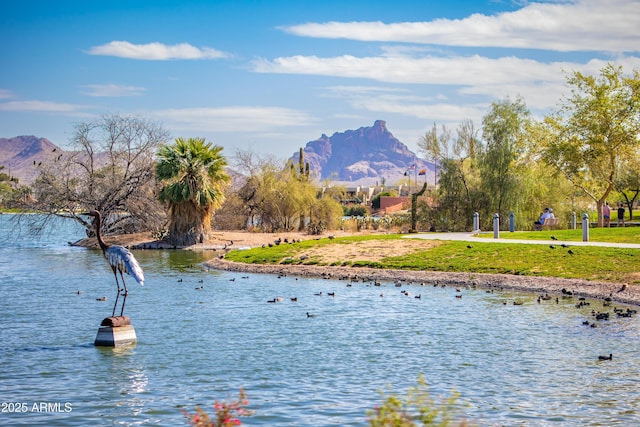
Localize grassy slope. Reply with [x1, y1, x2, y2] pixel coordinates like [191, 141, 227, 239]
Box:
[225, 233, 640, 284]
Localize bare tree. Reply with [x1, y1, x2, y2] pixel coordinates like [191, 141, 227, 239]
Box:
[28, 114, 170, 236]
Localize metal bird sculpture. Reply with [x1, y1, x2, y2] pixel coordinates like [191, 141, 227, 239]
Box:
[84, 210, 144, 317]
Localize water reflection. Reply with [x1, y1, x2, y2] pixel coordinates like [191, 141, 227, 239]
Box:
[125, 369, 149, 395]
[2, 215, 640, 426]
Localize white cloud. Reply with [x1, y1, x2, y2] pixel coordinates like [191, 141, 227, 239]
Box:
[253, 53, 640, 116]
[281, 0, 640, 53]
[324, 85, 486, 124]
[0, 100, 89, 114]
[325, 85, 411, 96]
[0, 89, 14, 99]
[87, 41, 229, 60]
[258, 0, 640, 135]
[253, 53, 566, 85]
[358, 98, 486, 123]
[324, 85, 436, 105]
[80, 84, 147, 97]
[150, 106, 317, 133]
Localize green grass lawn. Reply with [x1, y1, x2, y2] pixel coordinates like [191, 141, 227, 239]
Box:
[479, 226, 640, 243]
[224, 233, 640, 284]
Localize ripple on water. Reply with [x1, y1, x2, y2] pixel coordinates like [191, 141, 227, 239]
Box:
[1, 220, 639, 426]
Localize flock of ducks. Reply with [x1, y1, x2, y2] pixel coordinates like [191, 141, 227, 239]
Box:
[262, 237, 304, 248]
[86, 258, 635, 362]
[211, 273, 474, 314]
[255, 274, 635, 362]
[561, 287, 637, 362]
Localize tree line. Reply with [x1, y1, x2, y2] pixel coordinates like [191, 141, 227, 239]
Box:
[417, 64, 640, 231]
[2, 64, 639, 241]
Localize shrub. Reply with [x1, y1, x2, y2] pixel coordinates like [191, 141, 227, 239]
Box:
[344, 205, 369, 217]
[184, 377, 472, 427]
[182, 389, 253, 427]
[367, 374, 471, 427]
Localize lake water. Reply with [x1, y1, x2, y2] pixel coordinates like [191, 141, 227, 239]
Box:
[1, 214, 639, 426]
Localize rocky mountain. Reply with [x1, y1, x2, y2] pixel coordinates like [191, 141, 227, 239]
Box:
[4, 121, 434, 187]
[0, 136, 63, 184]
[292, 120, 433, 185]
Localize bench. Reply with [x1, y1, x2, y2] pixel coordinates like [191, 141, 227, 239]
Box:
[535, 217, 560, 231]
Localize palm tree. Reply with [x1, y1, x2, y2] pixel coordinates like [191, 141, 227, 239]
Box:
[156, 137, 230, 246]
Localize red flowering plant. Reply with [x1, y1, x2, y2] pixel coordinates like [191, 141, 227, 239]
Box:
[183, 389, 253, 427]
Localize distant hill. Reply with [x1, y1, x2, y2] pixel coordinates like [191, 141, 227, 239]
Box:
[291, 120, 433, 186]
[0, 136, 63, 184]
[4, 122, 434, 187]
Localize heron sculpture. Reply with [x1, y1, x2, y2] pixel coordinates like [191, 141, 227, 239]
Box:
[84, 210, 144, 317]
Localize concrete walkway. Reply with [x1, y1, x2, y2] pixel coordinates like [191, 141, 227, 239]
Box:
[405, 232, 640, 249]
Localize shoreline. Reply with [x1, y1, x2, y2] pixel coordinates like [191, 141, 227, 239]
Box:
[205, 257, 640, 307]
[70, 228, 640, 307]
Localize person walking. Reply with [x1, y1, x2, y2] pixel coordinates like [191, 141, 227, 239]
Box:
[617, 203, 625, 227]
[603, 202, 611, 227]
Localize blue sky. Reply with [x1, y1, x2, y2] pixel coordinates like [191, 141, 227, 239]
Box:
[1, 0, 639, 160]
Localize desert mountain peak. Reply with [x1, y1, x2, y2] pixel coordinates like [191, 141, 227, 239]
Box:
[292, 120, 432, 185]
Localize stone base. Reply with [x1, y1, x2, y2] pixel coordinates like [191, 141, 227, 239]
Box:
[100, 316, 131, 327]
[94, 324, 137, 347]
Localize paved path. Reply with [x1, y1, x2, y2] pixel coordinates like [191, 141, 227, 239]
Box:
[405, 232, 640, 249]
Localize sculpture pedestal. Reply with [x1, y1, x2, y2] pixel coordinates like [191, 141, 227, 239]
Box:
[95, 317, 137, 347]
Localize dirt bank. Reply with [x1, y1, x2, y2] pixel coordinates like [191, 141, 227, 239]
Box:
[73, 229, 640, 306]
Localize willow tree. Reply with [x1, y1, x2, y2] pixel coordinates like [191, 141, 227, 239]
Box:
[259, 163, 316, 232]
[156, 137, 230, 246]
[230, 150, 340, 233]
[540, 64, 640, 227]
[418, 123, 453, 174]
[419, 119, 484, 231]
[479, 97, 531, 223]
